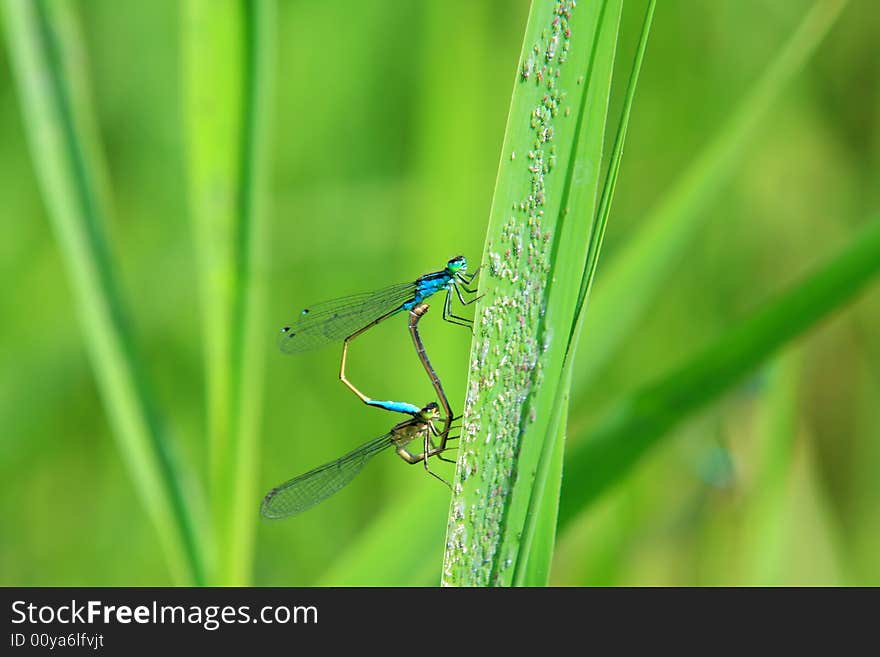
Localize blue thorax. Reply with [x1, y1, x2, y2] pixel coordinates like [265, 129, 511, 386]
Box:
[404, 270, 455, 310]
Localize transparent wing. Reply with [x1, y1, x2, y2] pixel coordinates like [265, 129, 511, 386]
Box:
[277, 282, 417, 353]
[260, 433, 395, 519]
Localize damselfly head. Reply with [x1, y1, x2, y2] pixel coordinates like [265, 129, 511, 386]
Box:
[419, 402, 440, 421]
[446, 255, 467, 273]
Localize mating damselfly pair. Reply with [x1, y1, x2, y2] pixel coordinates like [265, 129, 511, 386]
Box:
[261, 257, 480, 519]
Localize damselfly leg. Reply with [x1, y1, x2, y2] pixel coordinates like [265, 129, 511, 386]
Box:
[441, 266, 483, 329]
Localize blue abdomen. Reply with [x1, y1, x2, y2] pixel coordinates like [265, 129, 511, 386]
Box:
[367, 400, 422, 415]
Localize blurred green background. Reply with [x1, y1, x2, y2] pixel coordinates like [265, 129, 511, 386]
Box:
[1, 0, 878, 585]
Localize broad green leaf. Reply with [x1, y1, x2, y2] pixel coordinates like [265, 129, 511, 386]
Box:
[514, 0, 656, 586]
[442, 0, 624, 587]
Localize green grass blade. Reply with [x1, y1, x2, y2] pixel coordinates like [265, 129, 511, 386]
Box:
[2, 0, 205, 584]
[183, 0, 273, 585]
[559, 217, 880, 526]
[739, 353, 846, 584]
[572, 0, 848, 392]
[513, 0, 656, 586]
[740, 353, 800, 584]
[442, 0, 624, 587]
[569, 0, 655, 337]
[783, 433, 847, 584]
[514, 385, 568, 586]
